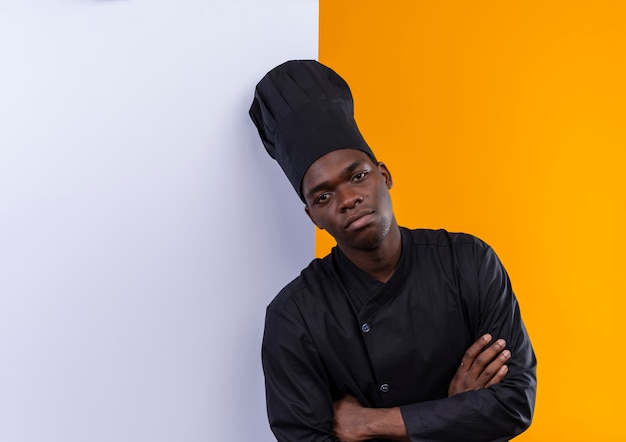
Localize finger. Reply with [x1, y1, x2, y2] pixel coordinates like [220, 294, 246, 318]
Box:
[485, 364, 509, 388]
[478, 349, 511, 386]
[460, 334, 493, 370]
[468, 338, 507, 375]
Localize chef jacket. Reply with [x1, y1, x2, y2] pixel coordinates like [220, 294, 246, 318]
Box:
[262, 228, 537, 441]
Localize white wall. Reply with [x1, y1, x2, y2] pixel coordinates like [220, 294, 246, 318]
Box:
[0, 1, 317, 441]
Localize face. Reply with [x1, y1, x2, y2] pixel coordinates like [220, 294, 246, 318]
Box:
[302, 149, 395, 253]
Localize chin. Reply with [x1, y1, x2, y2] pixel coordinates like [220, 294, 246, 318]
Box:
[348, 223, 391, 251]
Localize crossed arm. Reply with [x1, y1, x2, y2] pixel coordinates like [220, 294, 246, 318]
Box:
[263, 244, 536, 442]
[332, 334, 511, 442]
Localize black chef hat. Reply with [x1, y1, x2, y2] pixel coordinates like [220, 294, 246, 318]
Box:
[249, 60, 376, 202]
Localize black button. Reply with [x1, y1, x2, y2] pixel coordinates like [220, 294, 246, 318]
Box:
[380, 383, 389, 393]
[361, 323, 371, 333]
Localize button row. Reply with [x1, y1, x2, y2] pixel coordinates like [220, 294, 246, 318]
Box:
[360, 323, 388, 393]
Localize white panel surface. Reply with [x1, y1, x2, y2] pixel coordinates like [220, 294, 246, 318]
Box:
[0, 1, 318, 441]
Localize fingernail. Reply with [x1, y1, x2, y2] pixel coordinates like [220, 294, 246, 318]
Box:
[483, 334, 492, 341]
[503, 350, 511, 358]
[497, 339, 506, 347]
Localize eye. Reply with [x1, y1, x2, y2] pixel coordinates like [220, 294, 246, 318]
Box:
[315, 193, 331, 205]
[352, 171, 369, 182]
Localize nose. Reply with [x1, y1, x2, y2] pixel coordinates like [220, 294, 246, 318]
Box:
[339, 186, 362, 212]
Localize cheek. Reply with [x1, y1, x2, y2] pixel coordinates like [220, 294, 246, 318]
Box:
[308, 209, 329, 229]
[317, 212, 341, 232]
[377, 187, 393, 212]
[310, 213, 322, 227]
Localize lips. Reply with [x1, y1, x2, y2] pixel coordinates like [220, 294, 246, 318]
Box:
[345, 210, 375, 230]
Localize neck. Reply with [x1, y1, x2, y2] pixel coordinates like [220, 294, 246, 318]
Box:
[340, 223, 402, 283]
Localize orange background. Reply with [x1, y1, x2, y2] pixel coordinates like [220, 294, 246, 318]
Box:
[318, 1, 626, 440]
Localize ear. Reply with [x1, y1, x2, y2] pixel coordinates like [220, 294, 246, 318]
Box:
[377, 162, 393, 189]
[304, 205, 324, 230]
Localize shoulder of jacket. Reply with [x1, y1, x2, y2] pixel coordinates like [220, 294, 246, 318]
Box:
[266, 254, 336, 313]
[402, 227, 490, 249]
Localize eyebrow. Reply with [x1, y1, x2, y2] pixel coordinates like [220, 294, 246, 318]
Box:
[306, 160, 364, 199]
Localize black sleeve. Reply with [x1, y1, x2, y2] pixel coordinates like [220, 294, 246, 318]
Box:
[399, 243, 537, 442]
[261, 299, 338, 442]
